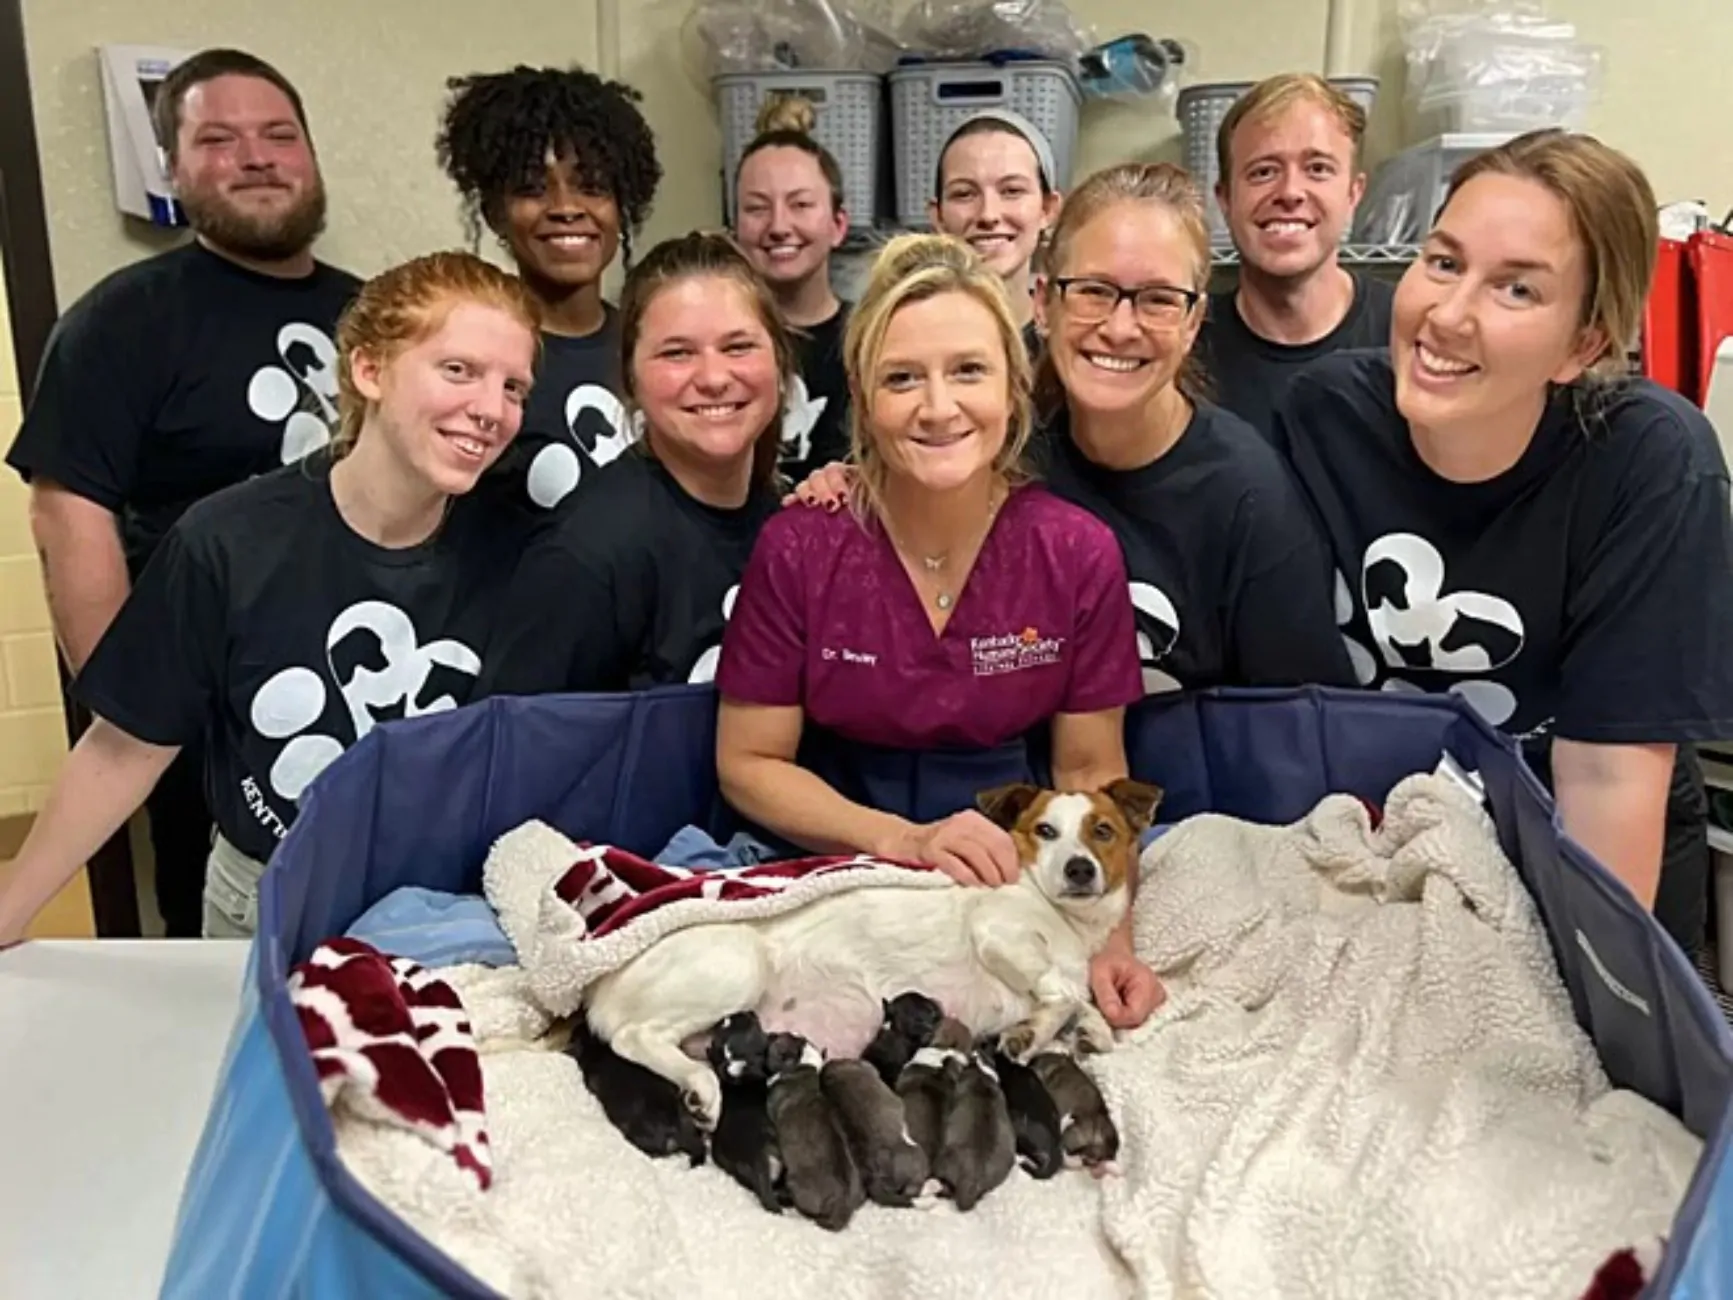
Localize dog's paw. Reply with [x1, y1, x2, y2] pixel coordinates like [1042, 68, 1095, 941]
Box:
[999, 1023, 1038, 1063]
[682, 1071, 723, 1131]
[1074, 1009, 1116, 1056]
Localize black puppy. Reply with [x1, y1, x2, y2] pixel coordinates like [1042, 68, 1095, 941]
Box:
[821, 1058, 930, 1206]
[934, 1044, 1017, 1210]
[766, 1033, 865, 1230]
[706, 1011, 785, 1213]
[992, 1045, 1065, 1180]
[1031, 1049, 1122, 1176]
[862, 992, 945, 1087]
[569, 1018, 706, 1166]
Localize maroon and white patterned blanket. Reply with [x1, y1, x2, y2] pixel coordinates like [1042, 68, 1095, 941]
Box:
[482, 820, 955, 1017]
[289, 937, 492, 1190]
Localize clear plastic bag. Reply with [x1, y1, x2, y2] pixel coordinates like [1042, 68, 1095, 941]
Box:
[683, 0, 906, 81]
[1399, 0, 1604, 132]
[895, 0, 1095, 66]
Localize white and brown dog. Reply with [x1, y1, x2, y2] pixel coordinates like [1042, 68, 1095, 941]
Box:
[584, 778, 1162, 1128]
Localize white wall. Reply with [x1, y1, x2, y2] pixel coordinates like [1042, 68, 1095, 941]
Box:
[20, 0, 1728, 310]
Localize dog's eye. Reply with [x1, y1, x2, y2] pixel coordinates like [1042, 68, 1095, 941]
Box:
[1034, 822, 1058, 841]
[1091, 821, 1116, 841]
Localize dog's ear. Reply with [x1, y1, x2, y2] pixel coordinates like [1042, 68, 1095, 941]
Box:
[977, 782, 1041, 829]
[1104, 778, 1164, 831]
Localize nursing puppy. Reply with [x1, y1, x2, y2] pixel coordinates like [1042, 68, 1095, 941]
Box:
[568, 1019, 707, 1166]
[862, 991, 945, 1087]
[707, 1011, 785, 1213]
[766, 1033, 864, 1231]
[1031, 1047, 1122, 1177]
[586, 779, 1161, 1130]
[895, 1017, 973, 1172]
[992, 1044, 1065, 1180]
[820, 1058, 931, 1206]
[933, 1042, 1018, 1210]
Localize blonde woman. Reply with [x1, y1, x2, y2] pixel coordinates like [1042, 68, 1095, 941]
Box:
[715, 233, 1161, 1030]
[0, 252, 542, 945]
[1276, 129, 1733, 944]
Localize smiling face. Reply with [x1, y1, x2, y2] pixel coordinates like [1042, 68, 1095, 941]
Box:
[862, 289, 1012, 496]
[1218, 99, 1363, 280]
[171, 73, 326, 260]
[1036, 200, 1205, 421]
[492, 149, 621, 300]
[630, 274, 782, 473]
[351, 300, 536, 496]
[930, 128, 1056, 285]
[1392, 171, 1602, 444]
[735, 144, 848, 292]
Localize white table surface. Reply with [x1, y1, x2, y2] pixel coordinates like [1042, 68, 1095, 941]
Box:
[0, 939, 250, 1300]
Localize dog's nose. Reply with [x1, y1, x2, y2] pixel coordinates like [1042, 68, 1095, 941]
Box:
[1063, 856, 1099, 890]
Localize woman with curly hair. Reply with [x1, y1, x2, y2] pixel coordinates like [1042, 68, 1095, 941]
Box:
[437, 64, 663, 511]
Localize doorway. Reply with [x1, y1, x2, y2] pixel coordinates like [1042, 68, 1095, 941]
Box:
[0, 0, 142, 936]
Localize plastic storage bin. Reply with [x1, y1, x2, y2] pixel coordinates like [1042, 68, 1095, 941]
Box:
[157, 684, 1733, 1298]
[715, 71, 886, 232]
[1176, 76, 1380, 245]
[1352, 131, 1512, 246]
[887, 60, 1081, 229]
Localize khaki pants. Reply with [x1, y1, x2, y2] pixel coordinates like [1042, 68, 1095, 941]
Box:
[201, 833, 269, 939]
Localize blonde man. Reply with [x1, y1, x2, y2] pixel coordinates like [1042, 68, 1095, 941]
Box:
[1200, 73, 1392, 439]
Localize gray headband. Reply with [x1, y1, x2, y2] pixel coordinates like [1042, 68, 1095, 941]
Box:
[938, 108, 1057, 192]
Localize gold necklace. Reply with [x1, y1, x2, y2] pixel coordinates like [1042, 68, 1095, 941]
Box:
[896, 489, 1003, 612]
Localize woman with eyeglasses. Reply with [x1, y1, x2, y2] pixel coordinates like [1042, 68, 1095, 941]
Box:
[789, 164, 1351, 693]
[1028, 163, 1351, 693]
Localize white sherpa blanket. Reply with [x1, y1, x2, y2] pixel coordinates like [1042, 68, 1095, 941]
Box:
[330, 775, 1701, 1299]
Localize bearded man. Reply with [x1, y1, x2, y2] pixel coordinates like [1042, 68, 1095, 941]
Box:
[7, 47, 360, 937]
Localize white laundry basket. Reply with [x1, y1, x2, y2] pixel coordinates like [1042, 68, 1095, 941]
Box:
[1176, 76, 1380, 245]
[714, 71, 886, 232]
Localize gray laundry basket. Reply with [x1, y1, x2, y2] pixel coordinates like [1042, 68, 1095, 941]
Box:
[887, 60, 1081, 228]
[715, 71, 886, 232]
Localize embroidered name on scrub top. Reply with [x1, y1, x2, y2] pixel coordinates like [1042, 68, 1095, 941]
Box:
[718, 486, 1144, 752]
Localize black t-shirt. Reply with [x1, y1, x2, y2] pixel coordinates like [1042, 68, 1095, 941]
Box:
[73, 453, 535, 862]
[1199, 272, 1394, 442]
[1022, 319, 1042, 361]
[781, 305, 851, 483]
[6, 242, 361, 573]
[1275, 349, 1733, 747]
[480, 451, 779, 695]
[498, 309, 640, 513]
[1032, 403, 1354, 694]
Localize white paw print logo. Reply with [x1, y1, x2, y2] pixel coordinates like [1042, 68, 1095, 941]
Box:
[247, 601, 483, 802]
[246, 322, 340, 464]
[1129, 580, 1182, 695]
[1347, 533, 1526, 727]
[687, 584, 741, 684]
[780, 374, 827, 467]
[526, 383, 644, 509]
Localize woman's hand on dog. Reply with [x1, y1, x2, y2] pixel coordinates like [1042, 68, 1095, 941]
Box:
[783, 463, 854, 511]
[885, 810, 1021, 887]
[1089, 947, 1165, 1030]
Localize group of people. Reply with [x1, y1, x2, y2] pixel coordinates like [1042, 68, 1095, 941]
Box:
[0, 48, 1729, 1031]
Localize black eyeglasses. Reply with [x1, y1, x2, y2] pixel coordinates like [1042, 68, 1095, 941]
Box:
[1052, 277, 1202, 325]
